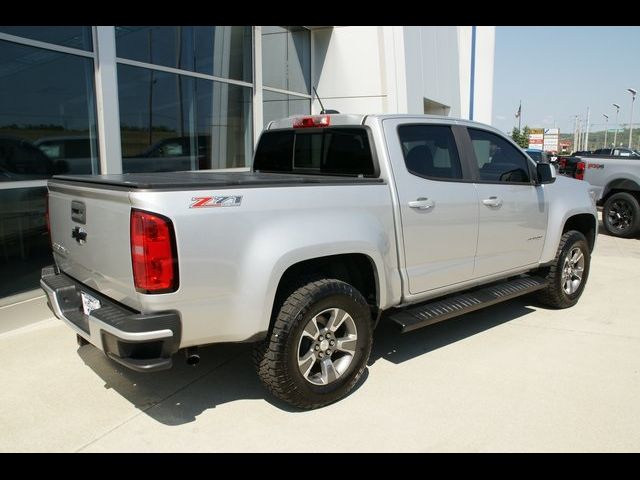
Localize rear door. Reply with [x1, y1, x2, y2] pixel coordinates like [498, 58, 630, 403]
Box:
[383, 119, 479, 294]
[464, 127, 547, 278]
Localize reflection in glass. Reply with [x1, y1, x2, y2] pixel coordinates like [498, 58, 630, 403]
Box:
[0, 41, 99, 177]
[118, 64, 252, 172]
[262, 26, 310, 94]
[263, 90, 310, 127]
[0, 26, 93, 51]
[0, 187, 53, 297]
[115, 26, 252, 82]
[0, 40, 97, 297]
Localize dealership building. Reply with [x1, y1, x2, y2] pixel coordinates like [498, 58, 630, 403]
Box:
[0, 25, 495, 310]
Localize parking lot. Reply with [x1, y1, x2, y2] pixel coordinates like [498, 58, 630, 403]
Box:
[1, 222, 640, 452]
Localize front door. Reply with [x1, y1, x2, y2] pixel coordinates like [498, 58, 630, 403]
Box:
[384, 120, 479, 294]
[466, 127, 548, 278]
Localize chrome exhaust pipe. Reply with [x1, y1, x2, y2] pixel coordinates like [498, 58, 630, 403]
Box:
[185, 347, 200, 366]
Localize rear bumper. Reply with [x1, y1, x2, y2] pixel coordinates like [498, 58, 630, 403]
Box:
[40, 266, 181, 372]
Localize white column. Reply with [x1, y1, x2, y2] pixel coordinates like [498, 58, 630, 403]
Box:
[94, 26, 123, 174]
[253, 26, 263, 146]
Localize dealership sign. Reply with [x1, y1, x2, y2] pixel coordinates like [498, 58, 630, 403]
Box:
[528, 128, 544, 151]
[543, 128, 560, 153]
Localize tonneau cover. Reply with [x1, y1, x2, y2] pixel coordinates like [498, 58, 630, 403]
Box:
[52, 171, 384, 190]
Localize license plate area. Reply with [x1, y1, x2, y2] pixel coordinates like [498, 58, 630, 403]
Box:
[80, 291, 101, 316]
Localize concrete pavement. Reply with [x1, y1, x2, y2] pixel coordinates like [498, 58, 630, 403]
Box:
[1, 225, 640, 452]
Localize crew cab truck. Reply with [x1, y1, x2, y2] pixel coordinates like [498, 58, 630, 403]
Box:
[566, 153, 640, 237]
[41, 114, 597, 409]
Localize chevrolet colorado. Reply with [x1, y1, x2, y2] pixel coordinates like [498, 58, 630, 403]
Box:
[41, 114, 598, 409]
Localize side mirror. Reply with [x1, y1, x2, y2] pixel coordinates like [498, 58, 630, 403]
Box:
[536, 162, 556, 184]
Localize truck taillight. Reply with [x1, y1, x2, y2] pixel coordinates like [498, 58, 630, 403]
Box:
[575, 161, 586, 180]
[130, 209, 178, 293]
[293, 115, 331, 128]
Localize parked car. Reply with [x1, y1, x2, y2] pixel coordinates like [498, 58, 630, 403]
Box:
[41, 114, 597, 409]
[123, 135, 211, 172]
[34, 136, 95, 175]
[592, 147, 640, 157]
[524, 149, 550, 164]
[0, 136, 53, 180]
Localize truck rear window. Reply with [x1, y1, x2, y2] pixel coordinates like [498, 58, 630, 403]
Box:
[253, 128, 376, 177]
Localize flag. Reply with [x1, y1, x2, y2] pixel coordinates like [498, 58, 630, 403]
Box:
[515, 102, 521, 118]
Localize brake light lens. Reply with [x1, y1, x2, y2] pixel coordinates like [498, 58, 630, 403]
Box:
[293, 115, 331, 128]
[130, 209, 178, 293]
[575, 161, 586, 180]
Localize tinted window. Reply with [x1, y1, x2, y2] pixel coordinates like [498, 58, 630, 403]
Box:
[0, 40, 99, 177]
[254, 129, 375, 177]
[115, 26, 252, 82]
[398, 125, 463, 180]
[0, 26, 93, 51]
[469, 128, 531, 183]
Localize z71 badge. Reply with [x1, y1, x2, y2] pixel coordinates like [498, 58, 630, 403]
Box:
[190, 195, 243, 208]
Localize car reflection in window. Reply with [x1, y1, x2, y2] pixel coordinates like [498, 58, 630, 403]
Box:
[0, 137, 54, 180]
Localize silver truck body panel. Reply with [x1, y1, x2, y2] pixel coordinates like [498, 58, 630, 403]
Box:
[576, 156, 640, 201]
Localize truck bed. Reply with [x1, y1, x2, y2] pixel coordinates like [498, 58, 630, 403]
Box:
[52, 171, 385, 190]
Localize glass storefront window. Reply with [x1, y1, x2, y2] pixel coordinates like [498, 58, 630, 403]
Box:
[263, 90, 310, 127]
[262, 26, 310, 95]
[0, 41, 100, 176]
[118, 64, 252, 172]
[0, 26, 93, 51]
[115, 26, 252, 83]
[0, 40, 98, 298]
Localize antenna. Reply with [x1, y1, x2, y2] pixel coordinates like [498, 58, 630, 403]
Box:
[313, 86, 340, 114]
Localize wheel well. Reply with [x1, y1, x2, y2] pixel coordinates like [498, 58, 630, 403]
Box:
[563, 214, 596, 252]
[271, 254, 379, 325]
[602, 179, 640, 203]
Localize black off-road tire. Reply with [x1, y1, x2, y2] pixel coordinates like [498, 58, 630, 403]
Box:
[536, 230, 590, 309]
[253, 279, 373, 410]
[602, 192, 640, 238]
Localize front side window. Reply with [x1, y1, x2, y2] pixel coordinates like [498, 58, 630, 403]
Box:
[469, 128, 531, 183]
[398, 125, 463, 180]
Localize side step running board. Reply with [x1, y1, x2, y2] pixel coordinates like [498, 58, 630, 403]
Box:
[389, 276, 548, 333]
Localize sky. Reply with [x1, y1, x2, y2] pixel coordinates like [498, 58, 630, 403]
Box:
[492, 26, 640, 136]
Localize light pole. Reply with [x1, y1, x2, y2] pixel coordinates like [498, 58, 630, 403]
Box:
[628, 88, 637, 149]
[603, 114, 609, 148]
[613, 103, 620, 147]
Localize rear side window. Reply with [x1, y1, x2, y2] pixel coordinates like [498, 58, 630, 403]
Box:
[469, 128, 531, 183]
[254, 128, 375, 177]
[398, 125, 463, 180]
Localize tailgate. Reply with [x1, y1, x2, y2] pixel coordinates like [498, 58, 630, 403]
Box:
[48, 179, 140, 310]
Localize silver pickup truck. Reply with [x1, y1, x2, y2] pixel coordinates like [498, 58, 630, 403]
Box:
[563, 153, 640, 238]
[41, 114, 597, 409]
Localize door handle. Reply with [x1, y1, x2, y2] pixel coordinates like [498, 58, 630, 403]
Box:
[482, 196, 503, 207]
[408, 197, 435, 210]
